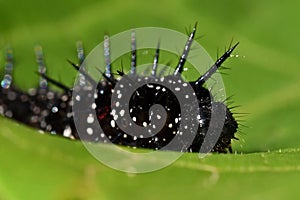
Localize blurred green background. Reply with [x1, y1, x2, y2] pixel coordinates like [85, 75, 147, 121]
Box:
[1, 0, 300, 199]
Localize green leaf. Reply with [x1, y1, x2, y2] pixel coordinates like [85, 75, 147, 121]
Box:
[1, 117, 300, 200]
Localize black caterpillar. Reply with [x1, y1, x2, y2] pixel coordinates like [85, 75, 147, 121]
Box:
[0, 25, 239, 153]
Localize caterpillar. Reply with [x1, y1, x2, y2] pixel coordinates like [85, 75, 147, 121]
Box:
[0, 24, 239, 153]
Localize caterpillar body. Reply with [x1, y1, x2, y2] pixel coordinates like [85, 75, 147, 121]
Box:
[0, 24, 239, 153]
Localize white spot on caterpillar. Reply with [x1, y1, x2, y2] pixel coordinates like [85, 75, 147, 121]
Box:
[63, 125, 72, 137]
[147, 84, 154, 88]
[113, 114, 118, 121]
[75, 95, 81, 101]
[8, 92, 17, 101]
[87, 114, 94, 124]
[5, 110, 13, 118]
[119, 109, 125, 117]
[87, 127, 93, 135]
[0, 106, 3, 114]
[51, 106, 58, 113]
[111, 120, 116, 128]
[175, 87, 180, 91]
